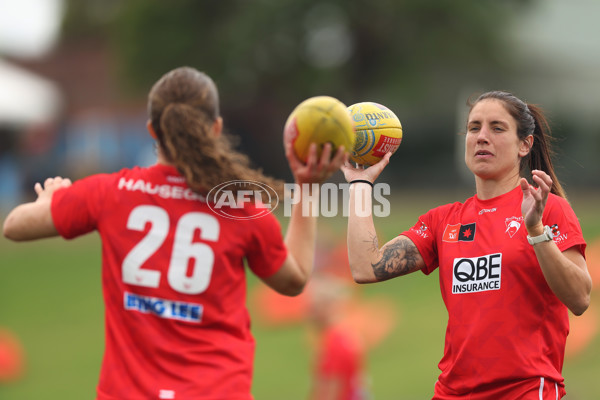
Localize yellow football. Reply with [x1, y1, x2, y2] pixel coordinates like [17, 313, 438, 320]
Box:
[283, 96, 355, 162]
[348, 102, 403, 166]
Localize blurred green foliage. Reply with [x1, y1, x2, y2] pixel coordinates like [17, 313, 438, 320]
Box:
[55, 0, 600, 189]
[59, 0, 535, 184]
[104, 0, 516, 101]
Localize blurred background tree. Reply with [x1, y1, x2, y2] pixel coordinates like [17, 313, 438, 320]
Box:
[4, 0, 597, 194]
[59, 0, 532, 185]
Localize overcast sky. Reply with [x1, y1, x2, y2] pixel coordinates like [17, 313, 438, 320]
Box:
[0, 0, 64, 59]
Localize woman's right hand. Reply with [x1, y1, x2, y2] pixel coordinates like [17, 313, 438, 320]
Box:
[285, 141, 348, 185]
[340, 152, 392, 184]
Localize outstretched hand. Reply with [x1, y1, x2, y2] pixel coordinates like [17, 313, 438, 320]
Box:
[285, 141, 348, 185]
[34, 176, 72, 202]
[340, 152, 392, 184]
[520, 170, 551, 230]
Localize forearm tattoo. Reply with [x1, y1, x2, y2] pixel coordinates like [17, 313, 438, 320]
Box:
[371, 237, 421, 280]
[367, 232, 379, 253]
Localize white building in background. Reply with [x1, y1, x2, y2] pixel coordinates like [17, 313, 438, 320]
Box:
[0, 59, 63, 127]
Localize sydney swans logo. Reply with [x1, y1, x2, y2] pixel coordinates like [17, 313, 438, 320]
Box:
[505, 216, 523, 238]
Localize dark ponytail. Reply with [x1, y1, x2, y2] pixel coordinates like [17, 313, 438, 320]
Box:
[525, 104, 566, 198]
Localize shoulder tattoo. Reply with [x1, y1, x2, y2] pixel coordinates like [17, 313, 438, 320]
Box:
[371, 237, 421, 280]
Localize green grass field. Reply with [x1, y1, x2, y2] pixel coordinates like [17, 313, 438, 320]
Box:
[1, 190, 599, 399]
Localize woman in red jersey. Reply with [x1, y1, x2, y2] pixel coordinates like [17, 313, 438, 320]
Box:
[3, 67, 348, 400]
[342, 91, 592, 399]
[307, 273, 368, 400]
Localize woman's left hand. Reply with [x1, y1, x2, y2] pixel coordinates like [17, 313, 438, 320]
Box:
[340, 152, 392, 184]
[520, 170, 552, 230]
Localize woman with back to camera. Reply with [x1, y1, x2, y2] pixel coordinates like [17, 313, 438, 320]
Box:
[341, 91, 591, 399]
[3, 66, 348, 399]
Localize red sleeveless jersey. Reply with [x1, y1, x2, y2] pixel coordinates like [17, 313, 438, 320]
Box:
[51, 164, 287, 400]
[402, 186, 586, 399]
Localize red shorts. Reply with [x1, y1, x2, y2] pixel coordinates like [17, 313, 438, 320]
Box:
[433, 377, 566, 399]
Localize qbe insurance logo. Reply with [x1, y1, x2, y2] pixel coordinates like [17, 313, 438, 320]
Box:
[452, 253, 502, 294]
[207, 180, 391, 220]
[207, 180, 279, 220]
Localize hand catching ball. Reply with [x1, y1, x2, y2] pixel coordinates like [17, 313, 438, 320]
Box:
[284, 96, 355, 162]
[348, 102, 403, 166]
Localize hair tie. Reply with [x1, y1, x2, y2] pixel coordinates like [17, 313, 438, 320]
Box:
[349, 179, 374, 188]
